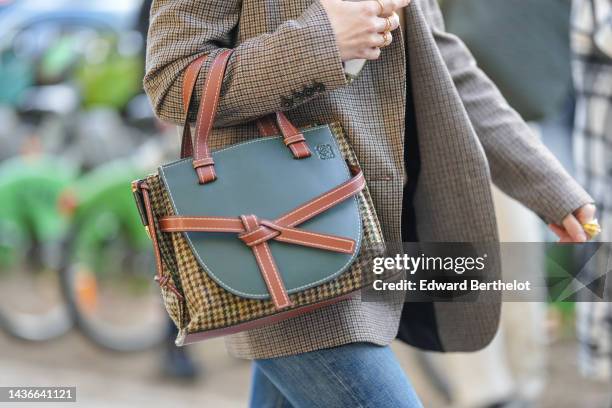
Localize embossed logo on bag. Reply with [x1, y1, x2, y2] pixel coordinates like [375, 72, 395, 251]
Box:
[315, 144, 335, 160]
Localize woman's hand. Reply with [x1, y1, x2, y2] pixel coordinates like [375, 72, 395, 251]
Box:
[549, 204, 598, 242]
[320, 0, 410, 61]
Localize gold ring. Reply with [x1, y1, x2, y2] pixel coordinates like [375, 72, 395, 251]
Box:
[376, 0, 385, 16]
[384, 17, 392, 32]
[582, 219, 601, 240]
[381, 31, 391, 48]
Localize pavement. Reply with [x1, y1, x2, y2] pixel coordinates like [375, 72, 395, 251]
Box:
[0, 330, 609, 407]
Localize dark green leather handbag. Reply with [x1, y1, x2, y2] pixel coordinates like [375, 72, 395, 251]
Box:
[132, 50, 385, 345]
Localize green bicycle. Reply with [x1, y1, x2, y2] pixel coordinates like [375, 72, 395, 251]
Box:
[58, 153, 168, 352]
[0, 154, 77, 341]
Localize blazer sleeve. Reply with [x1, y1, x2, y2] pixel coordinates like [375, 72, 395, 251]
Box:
[143, 0, 349, 126]
[422, 0, 594, 225]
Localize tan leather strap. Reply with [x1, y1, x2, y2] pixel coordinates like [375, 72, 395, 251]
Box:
[158, 166, 365, 309]
[189, 50, 233, 183]
[180, 55, 207, 159]
[180, 51, 311, 179]
[278, 112, 310, 158]
[275, 165, 365, 228]
[241, 214, 292, 309]
[256, 114, 279, 136]
[256, 113, 311, 158]
[160, 216, 356, 253]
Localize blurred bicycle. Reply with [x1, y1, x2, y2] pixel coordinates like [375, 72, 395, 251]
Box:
[57, 134, 173, 352]
[0, 1, 160, 348]
[0, 153, 77, 341]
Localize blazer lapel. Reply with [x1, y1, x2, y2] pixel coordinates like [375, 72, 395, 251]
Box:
[404, 2, 498, 243]
[401, 2, 501, 352]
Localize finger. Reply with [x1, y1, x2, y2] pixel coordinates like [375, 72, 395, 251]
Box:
[361, 0, 389, 17]
[362, 47, 382, 60]
[549, 224, 573, 242]
[373, 12, 400, 32]
[365, 0, 405, 17]
[378, 0, 395, 17]
[367, 32, 392, 48]
[574, 203, 597, 223]
[389, 0, 412, 12]
[548, 224, 566, 239]
[562, 214, 588, 242]
[379, 31, 393, 47]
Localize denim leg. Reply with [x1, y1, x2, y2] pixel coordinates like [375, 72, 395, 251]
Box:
[253, 342, 423, 408]
[249, 363, 294, 408]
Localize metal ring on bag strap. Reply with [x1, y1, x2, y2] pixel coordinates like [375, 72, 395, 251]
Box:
[179, 51, 311, 181]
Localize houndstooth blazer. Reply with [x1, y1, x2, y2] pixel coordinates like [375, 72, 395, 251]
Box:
[144, 0, 594, 359]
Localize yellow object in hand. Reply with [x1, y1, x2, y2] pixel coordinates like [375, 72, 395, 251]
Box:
[582, 219, 601, 239]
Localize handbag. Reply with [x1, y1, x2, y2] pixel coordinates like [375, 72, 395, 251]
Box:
[132, 50, 386, 345]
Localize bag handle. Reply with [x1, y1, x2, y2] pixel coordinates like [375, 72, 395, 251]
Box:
[180, 55, 205, 159]
[180, 51, 311, 183]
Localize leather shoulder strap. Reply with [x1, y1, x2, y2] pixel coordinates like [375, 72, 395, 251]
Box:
[180, 54, 207, 159]
[192, 49, 234, 183]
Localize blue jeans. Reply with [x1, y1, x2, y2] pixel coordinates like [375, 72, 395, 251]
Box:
[249, 342, 423, 408]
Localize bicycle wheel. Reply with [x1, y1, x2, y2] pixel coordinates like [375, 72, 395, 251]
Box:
[0, 225, 73, 341]
[59, 212, 166, 352]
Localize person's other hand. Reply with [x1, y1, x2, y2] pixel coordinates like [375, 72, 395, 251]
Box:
[320, 0, 410, 61]
[549, 204, 597, 242]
